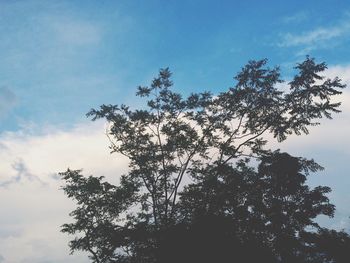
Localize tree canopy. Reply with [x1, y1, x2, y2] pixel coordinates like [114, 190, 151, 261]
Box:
[61, 57, 349, 263]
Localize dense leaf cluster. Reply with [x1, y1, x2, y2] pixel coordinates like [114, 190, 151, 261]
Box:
[61, 57, 349, 263]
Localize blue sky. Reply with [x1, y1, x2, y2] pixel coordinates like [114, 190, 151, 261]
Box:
[0, 0, 350, 262]
[1, 0, 350, 131]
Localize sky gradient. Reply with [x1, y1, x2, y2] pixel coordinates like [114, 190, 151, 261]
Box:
[0, 0, 350, 262]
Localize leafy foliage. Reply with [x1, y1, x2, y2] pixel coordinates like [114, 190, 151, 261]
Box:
[178, 152, 338, 262]
[61, 57, 348, 262]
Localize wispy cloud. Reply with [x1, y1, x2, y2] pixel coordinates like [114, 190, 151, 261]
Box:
[281, 28, 343, 47]
[282, 11, 308, 24]
[50, 17, 103, 46]
[278, 17, 350, 55]
[0, 160, 46, 188]
[0, 87, 17, 118]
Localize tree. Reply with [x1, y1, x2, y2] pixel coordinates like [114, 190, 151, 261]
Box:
[303, 228, 350, 263]
[177, 151, 340, 262]
[61, 57, 347, 262]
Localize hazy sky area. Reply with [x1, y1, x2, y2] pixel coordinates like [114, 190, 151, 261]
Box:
[0, 0, 350, 262]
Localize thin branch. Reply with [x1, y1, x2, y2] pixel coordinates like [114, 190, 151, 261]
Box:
[218, 113, 245, 163]
[222, 126, 270, 165]
[105, 127, 131, 158]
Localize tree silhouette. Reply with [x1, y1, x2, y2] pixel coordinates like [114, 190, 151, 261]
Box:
[177, 151, 344, 262]
[61, 57, 348, 262]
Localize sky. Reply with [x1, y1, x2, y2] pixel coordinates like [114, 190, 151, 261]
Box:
[0, 0, 350, 262]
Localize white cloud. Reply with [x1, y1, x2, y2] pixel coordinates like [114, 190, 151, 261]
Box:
[274, 65, 350, 231]
[0, 120, 129, 181]
[272, 64, 350, 147]
[0, 121, 129, 262]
